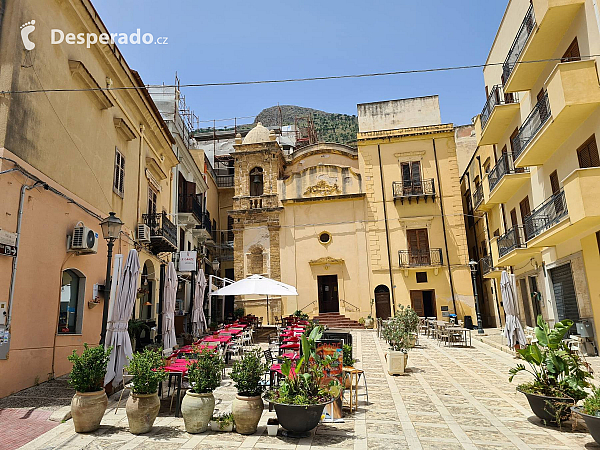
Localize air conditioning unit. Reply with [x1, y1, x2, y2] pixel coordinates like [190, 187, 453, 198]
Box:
[137, 224, 151, 243]
[70, 222, 99, 253]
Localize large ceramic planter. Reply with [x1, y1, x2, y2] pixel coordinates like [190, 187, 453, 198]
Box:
[572, 406, 600, 443]
[181, 391, 215, 433]
[71, 390, 107, 433]
[232, 394, 263, 435]
[386, 350, 408, 375]
[267, 398, 334, 437]
[518, 388, 574, 424]
[364, 318, 374, 329]
[126, 392, 160, 434]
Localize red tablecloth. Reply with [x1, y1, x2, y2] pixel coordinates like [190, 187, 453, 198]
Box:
[221, 328, 243, 336]
[280, 343, 300, 350]
[203, 335, 232, 344]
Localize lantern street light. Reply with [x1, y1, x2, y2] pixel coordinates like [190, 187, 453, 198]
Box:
[468, 260, 485, 335]
[212, 258, 220, 272]
[99, 212, 123, 344]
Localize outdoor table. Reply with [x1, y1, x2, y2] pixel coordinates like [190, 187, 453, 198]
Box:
[280, 342, 300, 352]
[220, 328, 243, 336]
[278, 352, 299, 361]
[163, 359, 196, 418]
[203, 335, 232, 344]
[447, 327, 472, 347]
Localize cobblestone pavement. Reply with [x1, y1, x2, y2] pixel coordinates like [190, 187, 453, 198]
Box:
[16, 331, 600, 449]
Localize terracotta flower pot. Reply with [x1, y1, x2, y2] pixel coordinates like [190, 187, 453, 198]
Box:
[181, 391, 215, 433]
[71, 390, 107, 433]
[126, 392, 160, 434]
[232, 394, 263, 435]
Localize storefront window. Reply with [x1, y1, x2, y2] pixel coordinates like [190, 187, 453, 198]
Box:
[58, 269, 85, 334]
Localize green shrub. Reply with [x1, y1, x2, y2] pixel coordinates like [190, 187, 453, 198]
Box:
[188, 348, 224, 394]
[230, 349, 267, 397]
[67, 343, 112, 393]
[125, 348, 167, 395]
[382, 305, 419, 352]
[342, 344, 355, 367]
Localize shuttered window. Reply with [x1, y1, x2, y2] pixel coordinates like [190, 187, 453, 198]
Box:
[549, 171, 560, 195]
[577, 135, 600, 168]
[113, 148, 125, 197]
[562, 37, 581, 62]
[407, 228, 430, 265]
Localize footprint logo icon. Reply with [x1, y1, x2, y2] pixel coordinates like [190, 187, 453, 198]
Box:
[20, 20, 36, 50]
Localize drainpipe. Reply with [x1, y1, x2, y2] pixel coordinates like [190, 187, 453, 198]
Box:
[432, 139, 457, 314]
[377, 145, 396, 315]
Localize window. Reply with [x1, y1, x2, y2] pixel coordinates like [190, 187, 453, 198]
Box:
[416, 272, 428, 283]
[483, 158, 491, 174]
[401, 161, 422, 194]
[113, 148, 125, 197]
[577, 135, 600, 168]
[319, 232, 331, 244]
[562, 37, 581, 63]
[148, 187, 157, 216]
[58, 269, 85, 334]
[249, 167, 264, 197]
[407, 228, 430, 265]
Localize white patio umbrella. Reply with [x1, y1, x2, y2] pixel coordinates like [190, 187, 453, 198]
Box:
[211, 275, 298, 324]
[192, 268, 208, 336]
[162, 262, 177, 350]
[501, 270, 527, 349]
[104, 249, 140, 387]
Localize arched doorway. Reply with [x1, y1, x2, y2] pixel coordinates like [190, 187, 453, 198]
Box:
[374, 285, 392, 319]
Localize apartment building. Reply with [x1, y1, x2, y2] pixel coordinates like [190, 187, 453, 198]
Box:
[465, 0, 600, 346]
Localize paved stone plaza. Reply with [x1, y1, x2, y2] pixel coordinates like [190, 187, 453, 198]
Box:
[9, 331, 600, 449]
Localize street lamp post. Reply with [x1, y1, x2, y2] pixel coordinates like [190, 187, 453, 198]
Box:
[469, 260, 485, 335]
[99, 212, 123, 345]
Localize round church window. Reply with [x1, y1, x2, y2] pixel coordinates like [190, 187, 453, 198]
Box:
[319, 232, 331, 244]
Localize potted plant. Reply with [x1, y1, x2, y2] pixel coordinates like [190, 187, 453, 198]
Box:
[124, 348, 167, 434]
[342, 344, 355, 388]
[509, 316, 591, 425]
[265, 327, 342, 437]
[364, 315, 374, 329]
[210, 412, 235, 432]
[382, 306, 419, 375]
[230, 348, 267, 434]
[181, 348, 224, 433]
[68, 344, 112, 433]
[358, 317, 365, 327]
[291, 310, 309, 320]
[572, 386, 600, 443]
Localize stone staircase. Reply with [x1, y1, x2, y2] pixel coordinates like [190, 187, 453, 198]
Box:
[313, 312, 364, 329]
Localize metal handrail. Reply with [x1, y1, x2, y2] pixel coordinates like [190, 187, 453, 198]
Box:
[341, 299, 360, 312]
[523, 189, 568, 241]
[301, 300, 317, 312]
[178, 194, 203, 224]
[217, 175, 234, 188]
[472, 184, 484, 208]
[488, 152, 529, 192]
[512, 91, 551, 160]
[479, 254, 493, 275]
[498, 225, 527, 258]
[143, 212, 178, 248]
[503, 3, 536, 84]
[481, 85, 519, 129]
[392, 179, 435, 198]
[399, 248, 443, 267]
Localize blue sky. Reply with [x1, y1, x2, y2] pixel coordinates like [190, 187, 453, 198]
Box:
[93, 0, 508, 128]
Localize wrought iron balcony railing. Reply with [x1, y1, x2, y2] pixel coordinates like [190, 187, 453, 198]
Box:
[479, 254, 493, 275]
[488, 152, 529, 192]
[143, 212, 178, 252]
[498, 225, 527, 258]
[217, 175, 234, 188]
[399, 248, 443, 267]
[472, 184, 484, 209]
[392, 179, 435, 204]
[512, 91, 551, 160]
[481, 85, 519, 129]
[523, 189, 568, 241]
[178, 194, 203, 223]
[201, 212, 212, 234]
[502, 3, 536, 84]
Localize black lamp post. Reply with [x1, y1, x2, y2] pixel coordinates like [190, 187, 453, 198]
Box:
[99, 212, 123, 345]
[469, 260, 485, 335]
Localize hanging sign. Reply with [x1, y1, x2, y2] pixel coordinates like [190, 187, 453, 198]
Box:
[0, 243, 17, 257]
[179, 251, 197, 272]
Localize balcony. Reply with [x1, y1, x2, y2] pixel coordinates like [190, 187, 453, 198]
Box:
[514, 60, 600, 167]
[143, 212, 178, 253]
[511, 92, 551, 163]
[217, 175, 234, 188]
[479, 254, 502, 280]
[399, 248, 443, 268]
[524, 190, 569, 246]
[497, 225, 538, 266]
[392, 179, 435, 204]
[191, 211, 212, 241]
[472, 184, 484, 211]
[477, 85, 520, 146]
[487, 153, 530, 204]
[178, 194, 203, 225]
[503, 0, 585, 93]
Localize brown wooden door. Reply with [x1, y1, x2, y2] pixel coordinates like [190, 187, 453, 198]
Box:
[318, 275, 339, 313]
[410, 291, 425, 317]
[407, 228, 430, 265]
[520, 196, 532, 240]
[374, 286, 391, 319]
[549, 170, 565, 215]
[510, 208, 521, 246]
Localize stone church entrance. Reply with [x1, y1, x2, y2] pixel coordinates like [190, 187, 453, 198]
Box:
[318, 275, 339, 313]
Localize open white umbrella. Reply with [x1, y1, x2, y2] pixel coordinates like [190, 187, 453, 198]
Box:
[192, 268, 207, 336]
[162, 262, 177, 350]
[501, 270, 527, 349]
[211, 275, 298, 324]
[104, 249, 139, 387]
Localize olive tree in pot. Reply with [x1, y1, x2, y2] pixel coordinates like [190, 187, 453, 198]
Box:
[264, 327, 342, 437]
[124, 348, 167, 434]
[230, 349, 267, 435]
[68, 344, 112, 433]
[181, 348, 224, 433]
[572, 386, 600, 443]
[382, 305, 419, 375]
[509, 316, 591, 425]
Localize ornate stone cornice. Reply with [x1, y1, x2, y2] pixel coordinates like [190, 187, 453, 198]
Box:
[303, 180, 341, 197]
[309, 256, 344, 266]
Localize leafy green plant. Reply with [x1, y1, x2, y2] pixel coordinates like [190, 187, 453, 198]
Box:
[343, 344, 355, 367]
[509, 316, 591, 403]
[303, 320, 324, 338]
[125, 348, 167, 395]
[128, 319, 150, 339]
[211, 412, 234, 429]
[230, 349, 267, 397]
[382, 305, 419, 352]
[583, 386, 600, 417]
[67, 343, 112, 392]
[291, 310, 309, 320]
[234, 308, 245, 319]
[188, 348, 224, 394]
[358, 317, 365, 326]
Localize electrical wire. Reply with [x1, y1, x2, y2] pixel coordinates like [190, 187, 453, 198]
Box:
[3, 55, 600, 96]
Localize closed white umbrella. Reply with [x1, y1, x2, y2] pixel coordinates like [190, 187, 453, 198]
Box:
[501, 270, 527, 349]
[104, 249, 140, 387]
[211, 275, 298, 324]
[162, 262, 177, 350]
[192, 268, 207, 337]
